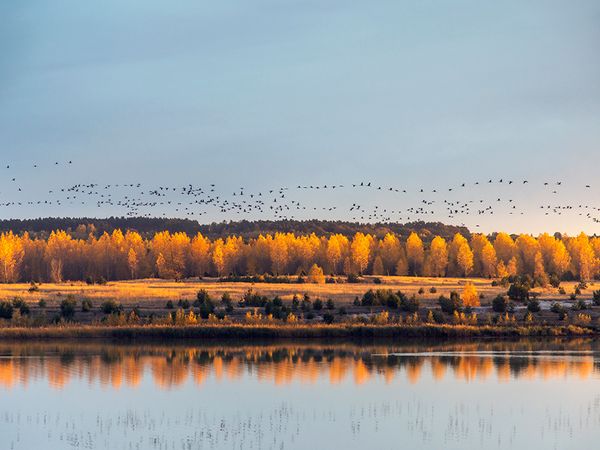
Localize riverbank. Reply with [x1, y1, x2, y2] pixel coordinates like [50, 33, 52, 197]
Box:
[0, 323, 596, 341]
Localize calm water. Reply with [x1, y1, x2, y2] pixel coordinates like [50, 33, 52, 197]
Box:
[0, 340, 599, 450]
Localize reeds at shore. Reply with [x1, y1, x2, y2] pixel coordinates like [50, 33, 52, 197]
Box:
[0, 323, 594, 340]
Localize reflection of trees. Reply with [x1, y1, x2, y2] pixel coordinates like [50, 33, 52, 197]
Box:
[0, 339, 597, 390]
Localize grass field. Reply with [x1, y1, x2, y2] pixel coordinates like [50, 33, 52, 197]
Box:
[0, 276, 597, 331]
[0, 276, 596, 308]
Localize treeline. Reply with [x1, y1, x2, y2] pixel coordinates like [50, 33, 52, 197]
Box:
[0, 227, 598, 283]
[0, 218, 468, 241]
[0, 217, 202, 238]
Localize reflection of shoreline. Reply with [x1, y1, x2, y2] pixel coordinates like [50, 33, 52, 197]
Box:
[0, 340, 597, 390]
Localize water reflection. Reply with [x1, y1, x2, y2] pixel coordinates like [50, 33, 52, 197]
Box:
[1, 340, 600, 450]
[0, 339, 598, 390]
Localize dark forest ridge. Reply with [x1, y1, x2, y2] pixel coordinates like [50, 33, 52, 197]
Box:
[0, 217, 470, 240]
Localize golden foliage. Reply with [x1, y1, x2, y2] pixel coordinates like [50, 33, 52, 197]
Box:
[462, 282, 480, 307]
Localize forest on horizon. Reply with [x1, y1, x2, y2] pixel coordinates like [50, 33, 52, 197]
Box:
[0, 218, 470, 240]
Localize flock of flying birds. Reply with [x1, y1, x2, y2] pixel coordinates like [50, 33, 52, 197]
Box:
[1, 159, 599, 228]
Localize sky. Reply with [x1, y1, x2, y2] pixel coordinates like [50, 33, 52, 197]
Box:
[1, 0, 599, 234]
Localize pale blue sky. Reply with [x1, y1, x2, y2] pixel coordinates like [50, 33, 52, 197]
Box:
[1, 1, 599, 233]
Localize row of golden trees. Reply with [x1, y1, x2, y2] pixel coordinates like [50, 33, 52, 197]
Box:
[0, 229, 598, 282]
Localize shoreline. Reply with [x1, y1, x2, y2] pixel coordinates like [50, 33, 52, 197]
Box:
[0, 323, 596, 341]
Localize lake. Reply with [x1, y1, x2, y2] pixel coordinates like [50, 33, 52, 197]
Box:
[0, 339, 599, 450]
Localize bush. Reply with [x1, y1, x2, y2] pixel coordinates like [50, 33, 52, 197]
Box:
[527, 299, 541, 313]
[347, 274, 361, 283]
[360, 289, 408, 309]
[558, 287, 566, 295]
[178, 299, 190, 309]
[198, 301, 215, 319]
[221, 293, 234, 313]
[291, 295, 300, 310]
[492, 295, 508, 313]
[361, 289, 377, 306]
[438, 292, 462, 314]
[264, 296, 289, 320]
[239, 289, 268, 307]
[432, 310, 445, 324]
[81, 298, 93, 312]
[550, 302, 565, 314]
[507, 283, 530, 301]
[195, 289, 211, 306]
[491, 280, 498, 287]
[386, 293, 401, 309]
[338, 307, 347, 315]
[28, 282, 39, 293]
[165, 300, 174, 309]
[402, 295, 420, 313]
[326, 298, 335, 310]
[570, 293, 577, 301]
[313, 299, 323, 310]
[195, 290, 215, 319]
[549, 274, 561, 288]
[373, 277, 382, 285]
[301, 298, 312, 311]
[60, 296, 78, 319]
[323, 313, 335, 324]
[38, 299, 47, 308]
[101, 299, 122, 315]
[12, 297, 30, 315]
[593, 290, 600, 306]
[0, 301, 14, 319]
[429, 287, 437, 294]
[572, 299, 588, 311]
[418, 287, 425, 295]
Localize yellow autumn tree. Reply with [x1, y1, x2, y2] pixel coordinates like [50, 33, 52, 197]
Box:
[46, 230, 74, 282]
[456, 241, 474, 277]
[470, 234, 492, 277]
[326, 234, 347, 274]
[406, 232, 424, 276]
[379, 233, 401, 275]
[0, 232, 24, 283]
[350, 233, 372, 274]
[211, 239, 225, 276]
[566, 233, 596, 280]
[127, 248, 138, 279]
[428, 236, 448, 277]
[395, 250, 408, 276]
[307, 263, 325, 283]
[371, 255, 384, 275]
[189, 233, 211, 277]
[538, 233, 570, 277]
[515, 234, 539, 276]
[462, 282, 479, 307]
[270, 233, 289, 275]
[493, 232, 516, 264]
[480, 241, 497, 278]
[448, 233, 469, 276]
[533, 251, 548, 286]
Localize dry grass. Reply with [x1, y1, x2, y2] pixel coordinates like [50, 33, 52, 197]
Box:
[1, 276, 596, 308]
[0, 322, 594, 340]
